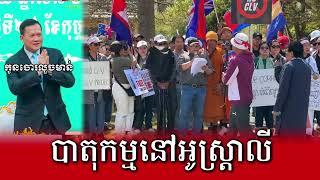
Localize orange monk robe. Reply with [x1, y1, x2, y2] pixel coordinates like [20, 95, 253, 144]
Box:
[203, 47, 225, 123]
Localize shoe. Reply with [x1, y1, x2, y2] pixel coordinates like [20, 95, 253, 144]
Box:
[147, 128, 156, 132]
[218, 127, 228, 136]
[133, 129, 141, 134]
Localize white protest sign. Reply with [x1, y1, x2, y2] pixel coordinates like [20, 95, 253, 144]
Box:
[191, 58, 207, 76]
[83, 61, 111, 90]
[251, 69, 279, 107]
[124, 69, 149, 96]
[140, 69, 155, 98]
[309, 79, 320, 111]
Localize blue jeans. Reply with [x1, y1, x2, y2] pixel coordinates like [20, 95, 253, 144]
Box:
[175, 84, 181, 128]
[84, 93, 105, 134]
[104, 90, 113, 124]
[179, 85, 206, 133]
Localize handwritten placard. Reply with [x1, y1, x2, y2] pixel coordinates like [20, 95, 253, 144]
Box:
[83, 61, 111, 90]
[251, 69, 279, 107]
[309, 79, 320, 111]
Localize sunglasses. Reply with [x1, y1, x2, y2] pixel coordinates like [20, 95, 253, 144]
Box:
[93, 43, 100, 47]
[139, 46, 148, 49]
[271, 45, 280, 48]
[313, 42, 320, 46]
[158, 43, 167, 46]
[260, 46, 269, 50]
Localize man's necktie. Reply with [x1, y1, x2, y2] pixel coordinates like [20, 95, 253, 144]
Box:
[31, 53, 48, 116]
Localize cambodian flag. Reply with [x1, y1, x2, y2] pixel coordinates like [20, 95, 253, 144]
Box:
[266, 0, 287, 43]
[189, 0, 214, 16]
[110, 0, 132, 46]
[186, 0, 207, 42]
[223, 10, 250, 35]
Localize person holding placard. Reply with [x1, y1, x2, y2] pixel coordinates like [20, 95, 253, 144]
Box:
[309, 30, 320, 131]
[83, 36, 108, 136]
[254, 42, 275, 130]
[300, 37, 319, 135]
[132, 40, 155, 133]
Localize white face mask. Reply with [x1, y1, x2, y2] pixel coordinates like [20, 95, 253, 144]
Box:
[156, 46, 165, 51]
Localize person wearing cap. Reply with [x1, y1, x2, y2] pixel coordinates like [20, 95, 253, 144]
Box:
[132, 40, 155, 133]
[254, 42, 275, 130]
[110, 41, 136, 136]
[172, 35, 188, 126]
[146, 34, 177, 133]
[222, 33, 254, 136]
[177, 37, 213, 134]
[273, 41, 311, 137]
[270, 39, 286, 83]
[252, 32, 263, 57]
[98, 42, 114, 130]
[309, 30, 320, 131]
[300, 37, 320, 135]
[218, 27, 232, 52]
[99, 42, 111, 58]
[202, 31, 226, 133]
[310, 30, 320, 53]
[220, 27, 232, 42]
[278, 35, 290, 56]
[133, 34, 145, 55]
[300, 37, 319, 78]
[83, 36, 109, 136]
[310, 31, 320, 74]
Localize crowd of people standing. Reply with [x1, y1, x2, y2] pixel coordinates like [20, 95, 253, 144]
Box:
[83, 27, 320, 138]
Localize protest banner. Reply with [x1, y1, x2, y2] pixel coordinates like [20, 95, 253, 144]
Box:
[251, 69, 279, 107]
[309, 78, 320, 111]
[140, 69, 155, 98]
[232, 0, 272, 24]
[83, 61, 111, 90]
[124, 69, 154, 97]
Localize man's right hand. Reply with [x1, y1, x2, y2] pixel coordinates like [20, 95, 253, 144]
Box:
[38, 49, 49, 65]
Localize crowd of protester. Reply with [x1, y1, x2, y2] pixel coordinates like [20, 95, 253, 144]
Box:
[83, 28, 320, 138]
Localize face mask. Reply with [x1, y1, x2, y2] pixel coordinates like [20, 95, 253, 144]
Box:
[156, 46, 165, 51]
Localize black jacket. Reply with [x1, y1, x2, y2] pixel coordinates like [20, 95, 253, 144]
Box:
[145, 47, 175, 83]
[5, 47, 75, 134]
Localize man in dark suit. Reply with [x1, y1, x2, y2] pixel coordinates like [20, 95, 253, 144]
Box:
[273, 41, 311, 137]
[5, 19, 75, 134]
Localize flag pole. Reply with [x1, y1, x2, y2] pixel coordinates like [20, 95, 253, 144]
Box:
[213, 0, 220, 24]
